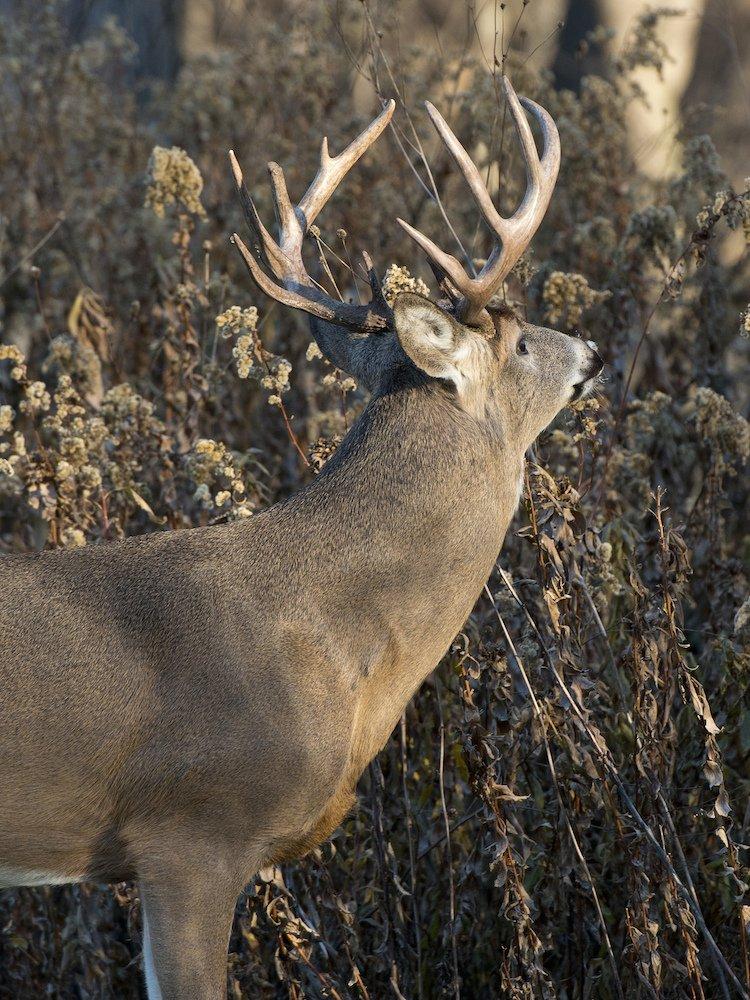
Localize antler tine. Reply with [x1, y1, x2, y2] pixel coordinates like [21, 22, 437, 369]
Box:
[398, 77, 560, 326]
[229, 150, 287, 280]
[298, 100, 396, 230]
[515, 91, 560, 187]
[231, 232, 390, 331]
[396, 217, 476, 299]
[423, 100, 510, 241]
[267, 162, 302, 242]
[361, 251, 389, 313]
[228, 100, 396, 334]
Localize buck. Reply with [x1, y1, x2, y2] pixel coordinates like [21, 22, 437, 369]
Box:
[0, 78, 602, 998]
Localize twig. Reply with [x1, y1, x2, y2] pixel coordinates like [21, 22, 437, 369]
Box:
[433, 675, 461, 1000]
[484, 585, 626, 1000]
[416, 804, 484, 863]
[359, 0, 476, 277]
[489, 575, 750, 1000]
[522, 22, 565, 66]
[399, 715, 423, 999]
[277, 398, 310, 468]
[32, 269, 53, 342]
[0, 213, 66, 289]
[368, 759, 405, 999]
[658, 792, 731, 1000]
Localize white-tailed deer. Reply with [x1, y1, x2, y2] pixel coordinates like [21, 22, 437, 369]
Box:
[0, 78, 601, 998]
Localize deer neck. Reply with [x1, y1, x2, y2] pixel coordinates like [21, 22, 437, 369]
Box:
[304, 377, 524, 758]
[315, 377, 525, 624]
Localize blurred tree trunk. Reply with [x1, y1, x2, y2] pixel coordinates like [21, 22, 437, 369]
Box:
[65, 0, 185, 81]
[681, 0, 750, 187]
[51, 0, 747, 186]
[551, 0, 605, 92]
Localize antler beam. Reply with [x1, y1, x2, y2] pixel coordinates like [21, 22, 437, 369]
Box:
[397, 77, 560, 327]
[230, 100, 396, 334]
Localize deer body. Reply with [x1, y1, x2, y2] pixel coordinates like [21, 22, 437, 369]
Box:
[1, 82, 603, 997]
[1, 373, 521, 883]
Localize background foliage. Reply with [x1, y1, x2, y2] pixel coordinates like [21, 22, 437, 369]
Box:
[1, 1, 749, 997]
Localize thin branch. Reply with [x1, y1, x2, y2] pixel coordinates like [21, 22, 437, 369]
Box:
[0, 213, 66, 289]
[433, 675, 461, 1000]
[399, 715, 424, 1000]
[490, 574, 750, 1000]
[484, 584, 626, 1000]
[359, 0, 476, 277]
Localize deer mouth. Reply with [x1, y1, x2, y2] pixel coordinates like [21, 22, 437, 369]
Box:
[571, 379, 594, 402]
[572, 350, 604, 401]
[571, 371, 603, 402]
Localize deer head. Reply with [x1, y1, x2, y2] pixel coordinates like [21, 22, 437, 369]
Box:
[230, 77, 603, 453]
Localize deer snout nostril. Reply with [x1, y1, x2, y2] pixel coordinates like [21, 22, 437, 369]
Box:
[590, 349, 604, 376]
[583, 341, 603, 376]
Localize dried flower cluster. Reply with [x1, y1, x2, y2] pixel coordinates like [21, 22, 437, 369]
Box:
[541, 269, 611, 327]
[145, 145, 207, 219]
[187, 437, 254, 518]
[218, 305, 292, 406]
[381, 262, 431, 305]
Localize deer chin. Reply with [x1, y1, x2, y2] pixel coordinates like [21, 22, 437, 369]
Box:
[570, 376, 597, 403]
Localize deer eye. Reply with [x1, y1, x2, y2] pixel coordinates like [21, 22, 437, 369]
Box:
[517, 339, 529, 355]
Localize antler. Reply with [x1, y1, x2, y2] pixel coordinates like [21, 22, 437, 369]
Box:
[397, 77, 560, 327]
[230, 100, 395, 334]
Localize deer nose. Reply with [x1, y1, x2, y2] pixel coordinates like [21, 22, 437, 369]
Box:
[585, 343, 604, 378]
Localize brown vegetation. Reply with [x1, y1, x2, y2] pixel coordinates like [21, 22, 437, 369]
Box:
[0, 2, 749, 997]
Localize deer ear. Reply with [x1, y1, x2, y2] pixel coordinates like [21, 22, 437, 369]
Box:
[393, 293, 468, 385]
